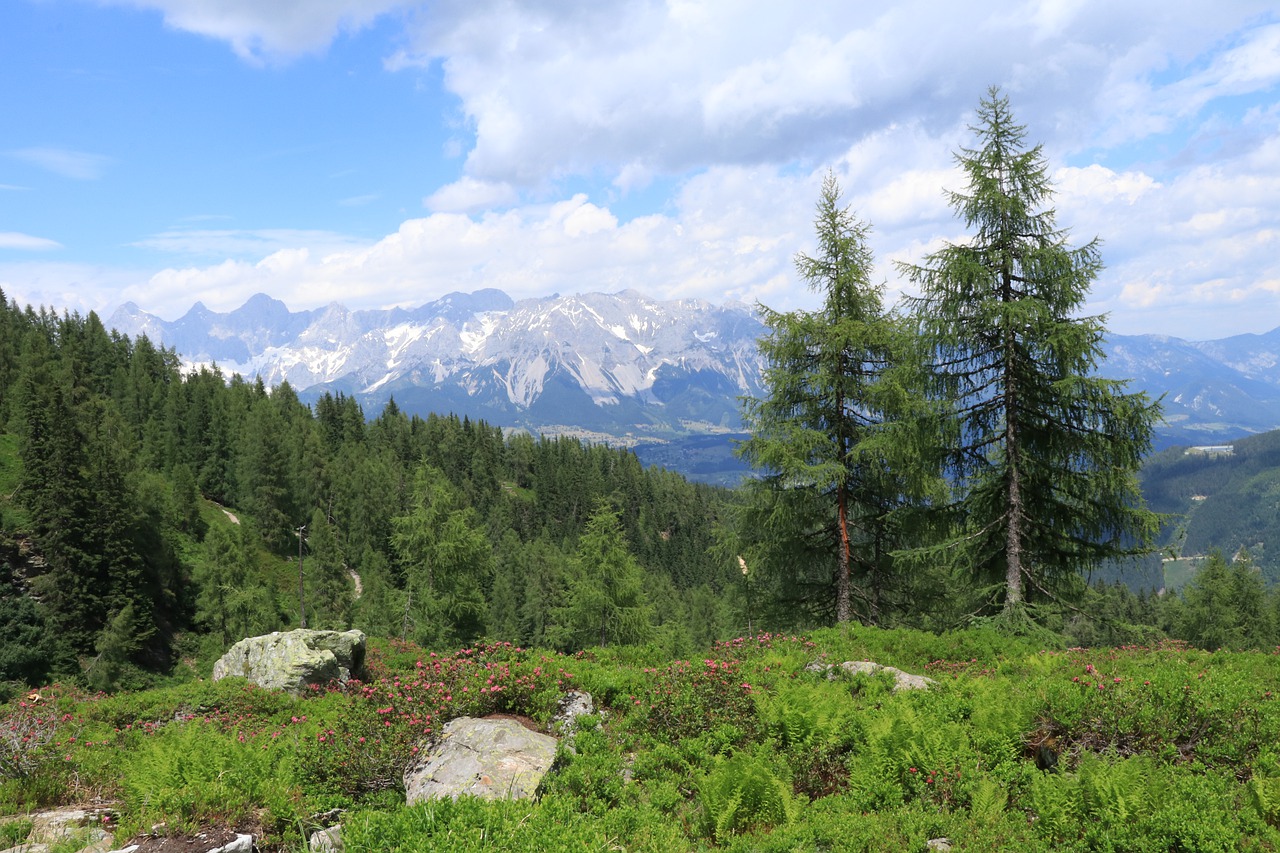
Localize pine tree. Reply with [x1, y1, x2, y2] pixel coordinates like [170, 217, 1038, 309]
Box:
[899, 88, 1160, 620]
[738, 173, 912, 624]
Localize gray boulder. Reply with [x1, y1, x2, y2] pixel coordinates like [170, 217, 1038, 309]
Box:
[806, 659, 937, 692]
[211, 629, 367, 696]
[404, 717, 557, 803]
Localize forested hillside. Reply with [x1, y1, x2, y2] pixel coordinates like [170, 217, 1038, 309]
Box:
[7, 89, 1280, 702]
[1140, 429, 1280, 585]
[0, 290, 745, 691]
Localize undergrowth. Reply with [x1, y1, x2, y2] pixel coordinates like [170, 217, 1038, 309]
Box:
[2, 629, 1280, 851]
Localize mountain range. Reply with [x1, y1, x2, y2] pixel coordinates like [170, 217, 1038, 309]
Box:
[108, 289, 1280, 483]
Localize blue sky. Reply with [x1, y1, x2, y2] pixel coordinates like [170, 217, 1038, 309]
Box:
[2, 1, 1279, 340]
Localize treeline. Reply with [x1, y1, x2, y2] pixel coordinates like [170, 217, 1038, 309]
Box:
[0, 294, 742, 690]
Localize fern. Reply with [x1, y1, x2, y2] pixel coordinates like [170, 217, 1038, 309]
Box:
[756, 682, 859, 754]
[1029, 752, 1164, 844]
[967, 776, 1007, 823]
[1250, 776, 1280, 827]
[697, 750, 796, 842]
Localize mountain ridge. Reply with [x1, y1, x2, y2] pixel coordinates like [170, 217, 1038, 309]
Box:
[107, 289, 1280, 481]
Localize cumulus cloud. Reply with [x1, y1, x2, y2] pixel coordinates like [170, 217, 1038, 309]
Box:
[8, 1, 1278, 340]
[0, 232, 62, 251]
[102, 0, 415, 62]
[392, 0, 1276, 190]
[1056, 132, 1280, 336]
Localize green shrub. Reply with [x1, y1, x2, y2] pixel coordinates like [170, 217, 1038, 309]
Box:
[633, 657, 758, 743]
[1028, 751, 1280, 851]
[0, 817, 32, 848]
[537, 724, 626, 816]
[338, 795, 683, 852]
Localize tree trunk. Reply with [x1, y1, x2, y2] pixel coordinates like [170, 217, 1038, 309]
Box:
[1002, 261, 1024, 614]
[836, 483, 852, 623]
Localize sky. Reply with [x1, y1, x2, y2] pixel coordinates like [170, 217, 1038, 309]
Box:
[2, 1, 1279, 341]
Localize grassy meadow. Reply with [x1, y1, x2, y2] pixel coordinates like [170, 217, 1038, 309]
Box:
[4, 626, 1280, 851]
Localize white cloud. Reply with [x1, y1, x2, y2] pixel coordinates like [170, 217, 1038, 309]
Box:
[8, 147, 110, 180]
[424, 177, 518, 213]
[0, 262, 144, 317]
[1057, 132, 1280, 336]
[7, 1, 1279, 341]
[393, 0, 1276, 190]
[0, 232, 62, 251]
[104, 0, 416, 62]
[131, 228, 369, 258]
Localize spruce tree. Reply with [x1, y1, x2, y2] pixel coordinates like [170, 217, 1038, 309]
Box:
[391, 463, 490, 645]
[899, 88, 1160, 620]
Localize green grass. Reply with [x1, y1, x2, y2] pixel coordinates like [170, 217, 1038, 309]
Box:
[3, 628, 1280, 851]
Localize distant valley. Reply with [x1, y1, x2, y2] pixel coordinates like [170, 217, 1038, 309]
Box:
[109, 289, 1280, 484]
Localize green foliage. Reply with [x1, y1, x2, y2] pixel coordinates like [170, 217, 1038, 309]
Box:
[697, 748, 798, 842]
[391, 463, 491, 645]
[738, 172, 919, 626]
[760, 681, 845, 750]
[536, 721, 627, 816]
[633, 657, 759, 743]
[552, 501, 655, 650]
[1027, 751, 1275, 851]
[85, 603, 154, 693]
[104, 718, 297, 839]
[305, 508, 353, 630]
[899, 87, 1161, 617]
[1171, 551, 1273, 649]
[0, 817, 32, 848]
[2, 628, 1280, 850]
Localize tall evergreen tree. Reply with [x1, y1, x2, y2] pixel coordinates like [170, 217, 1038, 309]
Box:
[391, 463, 490, 645]
[305, 507, 352, 630]
[899, 88, 1160, 620]
[553, 501, 654, 649]
[738, 173, 909, 624]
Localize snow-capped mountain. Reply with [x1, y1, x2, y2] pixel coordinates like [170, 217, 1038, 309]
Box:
[108, 288, 1280, 478]
[1099, 334, 1280, 448]
[108, 288, 768, 447]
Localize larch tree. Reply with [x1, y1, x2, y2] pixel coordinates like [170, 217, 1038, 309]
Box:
[554, 501, 654, 649]
[899, 87, 1160, 620]
[738, 172, 910, 624]
[391, 462, 490, 645]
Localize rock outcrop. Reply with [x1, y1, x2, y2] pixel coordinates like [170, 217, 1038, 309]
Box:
[550, 690, 595, 736]
[805, 659, 937, 692]
[211, 629, 367, 695]
[404, 716, 558, 803]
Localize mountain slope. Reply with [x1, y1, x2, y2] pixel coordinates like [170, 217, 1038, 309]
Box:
[1099, 335, 1280, 449]
[109, 289, 766, 450]
[109, 289, 1280, 481]
[1139, 429, 1280, 586]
